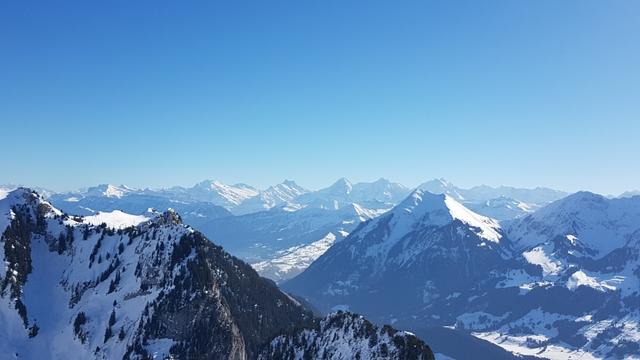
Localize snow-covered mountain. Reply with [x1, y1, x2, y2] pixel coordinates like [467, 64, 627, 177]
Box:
[620, 190, 640, 198]
[296, 178, 410, 211]
[418, 178, 567, 220]
[48, 187, 232, 229]
[284, 190, 512, 310]
[0, 188, 434, 359]
[508, 191, 640, 256]
[286, 190, 640, 359]
[84, 184, 136, 198]
[171, 180, 260, 209]
[466, 196, 538, 221]
[232, 180, 309, 215]
[46, 179, 400, 283]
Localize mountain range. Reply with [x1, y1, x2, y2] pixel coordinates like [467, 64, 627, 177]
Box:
[21, 178, 569, 281]
[2, 178, 640, 359]
[0, 188, 434, 359]
[285, 189, 640, 359]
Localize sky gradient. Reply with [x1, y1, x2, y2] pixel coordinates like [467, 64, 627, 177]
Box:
[1, 1, 639, 194]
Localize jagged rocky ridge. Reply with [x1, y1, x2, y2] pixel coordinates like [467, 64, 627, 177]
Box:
[0, 188, 434, 359]
[285, 190, 640, 359]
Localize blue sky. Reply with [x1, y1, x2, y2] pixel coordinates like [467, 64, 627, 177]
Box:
[1, 1, 638, 194]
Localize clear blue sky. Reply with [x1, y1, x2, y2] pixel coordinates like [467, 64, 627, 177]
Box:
[1, 1, 638, 194]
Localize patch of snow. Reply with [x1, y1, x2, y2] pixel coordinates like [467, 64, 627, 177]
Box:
[522, 245, 563, 276]
[252, 232, 339, 282]
[84, 210, 149, 229]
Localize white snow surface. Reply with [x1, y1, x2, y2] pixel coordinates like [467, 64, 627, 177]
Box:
[83, 210, 150, 229]
[233, 180, 309, 215]
[377, 190, 502, 246]
[508, 191, 640, 256]
[252, 232, 341, 282]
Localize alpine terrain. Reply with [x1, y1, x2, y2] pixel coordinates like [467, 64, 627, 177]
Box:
[0, 188, 434, 360]
[285, 190, 640, 359]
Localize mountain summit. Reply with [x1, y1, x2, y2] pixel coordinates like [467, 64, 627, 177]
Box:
[284, 190, 512, 319]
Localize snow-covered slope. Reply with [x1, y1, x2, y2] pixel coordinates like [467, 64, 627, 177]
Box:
[285, 189, 513, 318]
[287, 190, 640, 360]
[417, 179, 567, 220]
[84, 184, 136, 198]
[83, 210, 150, 229]
[296, 178, 410, 211]
[0, 188, 434, 360]
[233, 180, 309, 215]
[252, 231, 346, 283]
[466, 196, 537, 221]
[508, 191, 640, 256]
[178, 180, 260, 208]
[417, 179, 466, 201]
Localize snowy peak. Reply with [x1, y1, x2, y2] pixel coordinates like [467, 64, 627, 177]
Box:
[83, 210, 150, 229]
[261, 180, 308, 203]
[418, 178, 465, 200]
[394, 190, 502, 243]
[351, 178, 410, 204]
[295, 178, 409, 213]
[508, 191, 640, 255]
[231, 180, 309, 215]
[85, 184, 134, 198]
[190, 179, 260, 207]
[324, 177, 353, 195]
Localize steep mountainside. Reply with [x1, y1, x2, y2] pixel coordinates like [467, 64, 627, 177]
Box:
[285, 190, 513, 317]
[0, 188, 434, 360]
[260, 311, 434, 360]
[286, 190, 640, 359]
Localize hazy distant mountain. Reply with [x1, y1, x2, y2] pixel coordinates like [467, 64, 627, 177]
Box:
[0, 188, 434, 359]
[48, 186, 232, 229]
[232, 180, 309, 215]
[418, 178, 568, 220]
[466, 196, 538, 221]
[619, 190, 640, 198]
[169, 180, 260, 209]
[296, 178, 410, 211]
